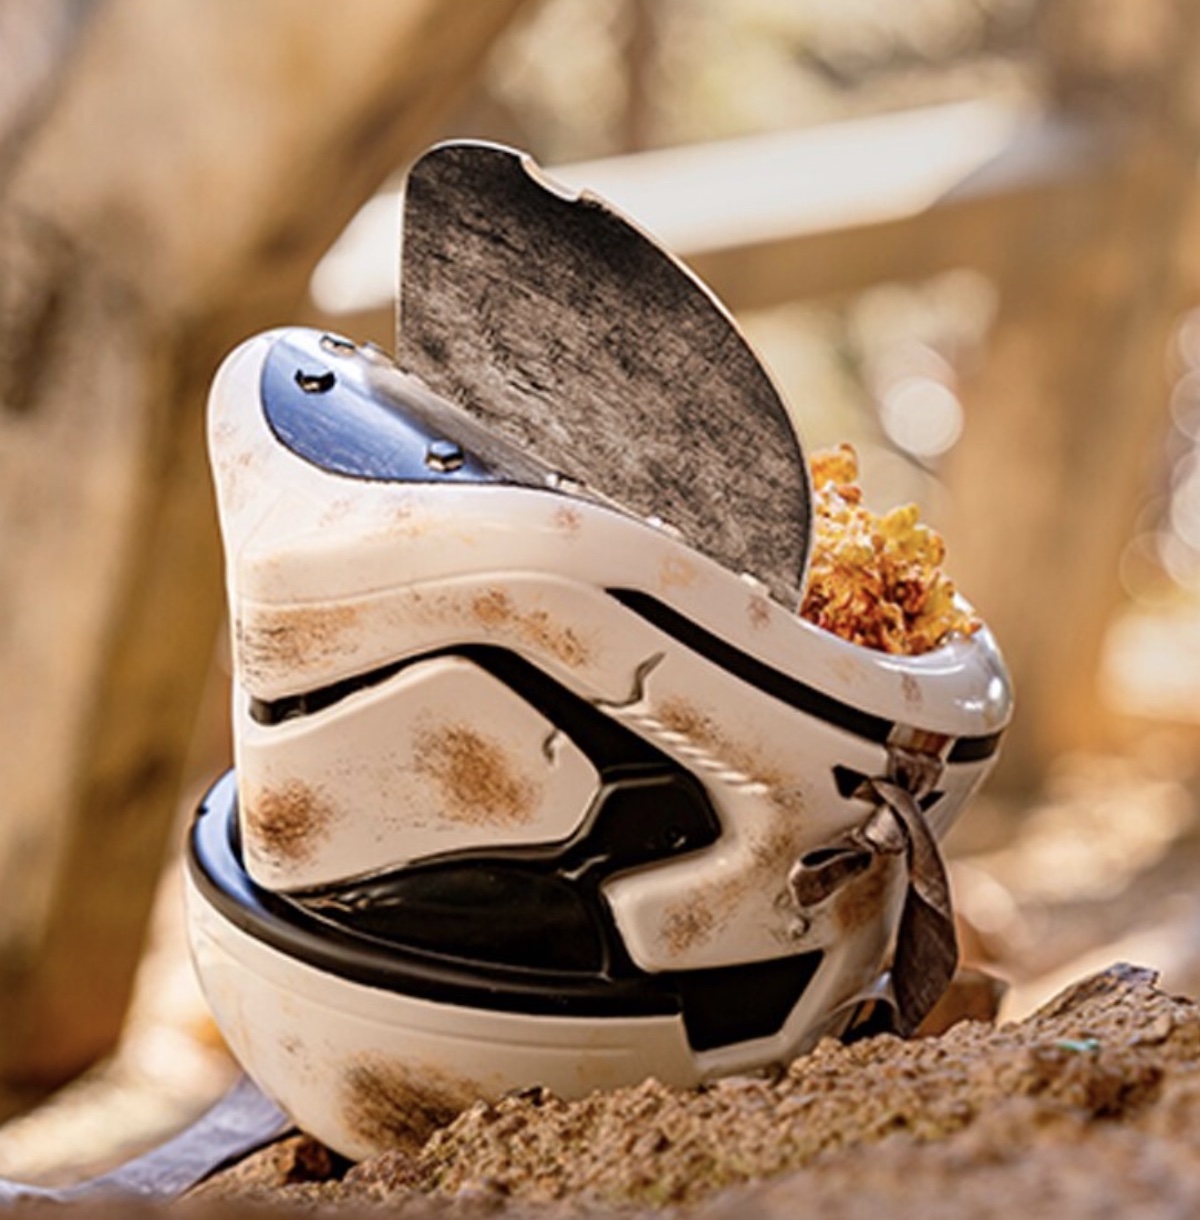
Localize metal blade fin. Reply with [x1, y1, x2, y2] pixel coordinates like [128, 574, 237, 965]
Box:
[396, 141, 811, 604]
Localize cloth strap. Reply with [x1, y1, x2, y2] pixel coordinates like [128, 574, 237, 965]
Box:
[787, 753, 957, 1037]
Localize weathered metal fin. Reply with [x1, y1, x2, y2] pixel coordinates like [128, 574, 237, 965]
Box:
[396, 141, 811, 604]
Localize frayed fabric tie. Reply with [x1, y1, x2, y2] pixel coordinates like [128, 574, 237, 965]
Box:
[787, 771, 957, 1037]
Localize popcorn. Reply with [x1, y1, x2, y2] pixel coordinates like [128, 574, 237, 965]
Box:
[800, 444, 980, 655]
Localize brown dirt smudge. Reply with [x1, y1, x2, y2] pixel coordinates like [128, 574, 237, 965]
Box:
[657, 698, 771, 787]
[901, 672, 923, 708]
[236, 603, 361, 680]
[342, 1057, 477, 1155]
[660, 877, 742, 956]
[243, 779, 339, 866]
[654, 697, 806, 953]
[660, 555, 698, 589]
[657, 696, 805, 818]
[415, 723, 540, 826]
[469, 588, 591, 667]
[552, 504, 583, 534]
[748, 594, 772, 630]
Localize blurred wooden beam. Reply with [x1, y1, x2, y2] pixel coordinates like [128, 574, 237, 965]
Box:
[309, 98, 1116, 322]
[0, 0, 535, 1092]
[568, 102, 1116, 310]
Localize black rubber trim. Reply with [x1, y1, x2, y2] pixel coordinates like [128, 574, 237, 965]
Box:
[831, 764, 943, 811]
[678, 951, 822, 1052]
[608, 588, 1002, 763]
[251, 657, 410, 724]
[297, 766, 723, 977]
[254, 642, 667, 767]
[946, 731, 1005, 764]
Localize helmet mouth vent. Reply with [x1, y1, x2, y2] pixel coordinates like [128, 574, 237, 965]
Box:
[189, 771, 824, 1053]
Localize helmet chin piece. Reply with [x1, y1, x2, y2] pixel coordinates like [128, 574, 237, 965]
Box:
[186, 142, 1012, 1161]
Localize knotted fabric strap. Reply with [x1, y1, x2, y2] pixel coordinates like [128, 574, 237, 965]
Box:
[788, 761, 957, 1037]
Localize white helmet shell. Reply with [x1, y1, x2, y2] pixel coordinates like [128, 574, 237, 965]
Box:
[186, 323, 1011, 1160]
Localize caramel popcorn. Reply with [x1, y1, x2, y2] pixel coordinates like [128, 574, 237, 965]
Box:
[800, 444, 980, 654]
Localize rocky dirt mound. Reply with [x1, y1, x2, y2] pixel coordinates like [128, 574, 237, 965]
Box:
[192, 963, 1200, 1218]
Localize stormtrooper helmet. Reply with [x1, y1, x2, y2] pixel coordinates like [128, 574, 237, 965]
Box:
[184, 142, 1012, 1160]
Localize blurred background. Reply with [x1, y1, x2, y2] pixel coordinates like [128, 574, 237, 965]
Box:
[4, 0, 1200, 1182]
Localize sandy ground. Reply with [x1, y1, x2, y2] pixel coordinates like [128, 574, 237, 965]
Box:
[183, 964, 1200, 1218]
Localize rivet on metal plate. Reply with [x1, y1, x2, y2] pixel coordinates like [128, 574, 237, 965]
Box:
[294, 366, 336, 394]
[319, 333, 357, 356]
[425, 438, 466, 473]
